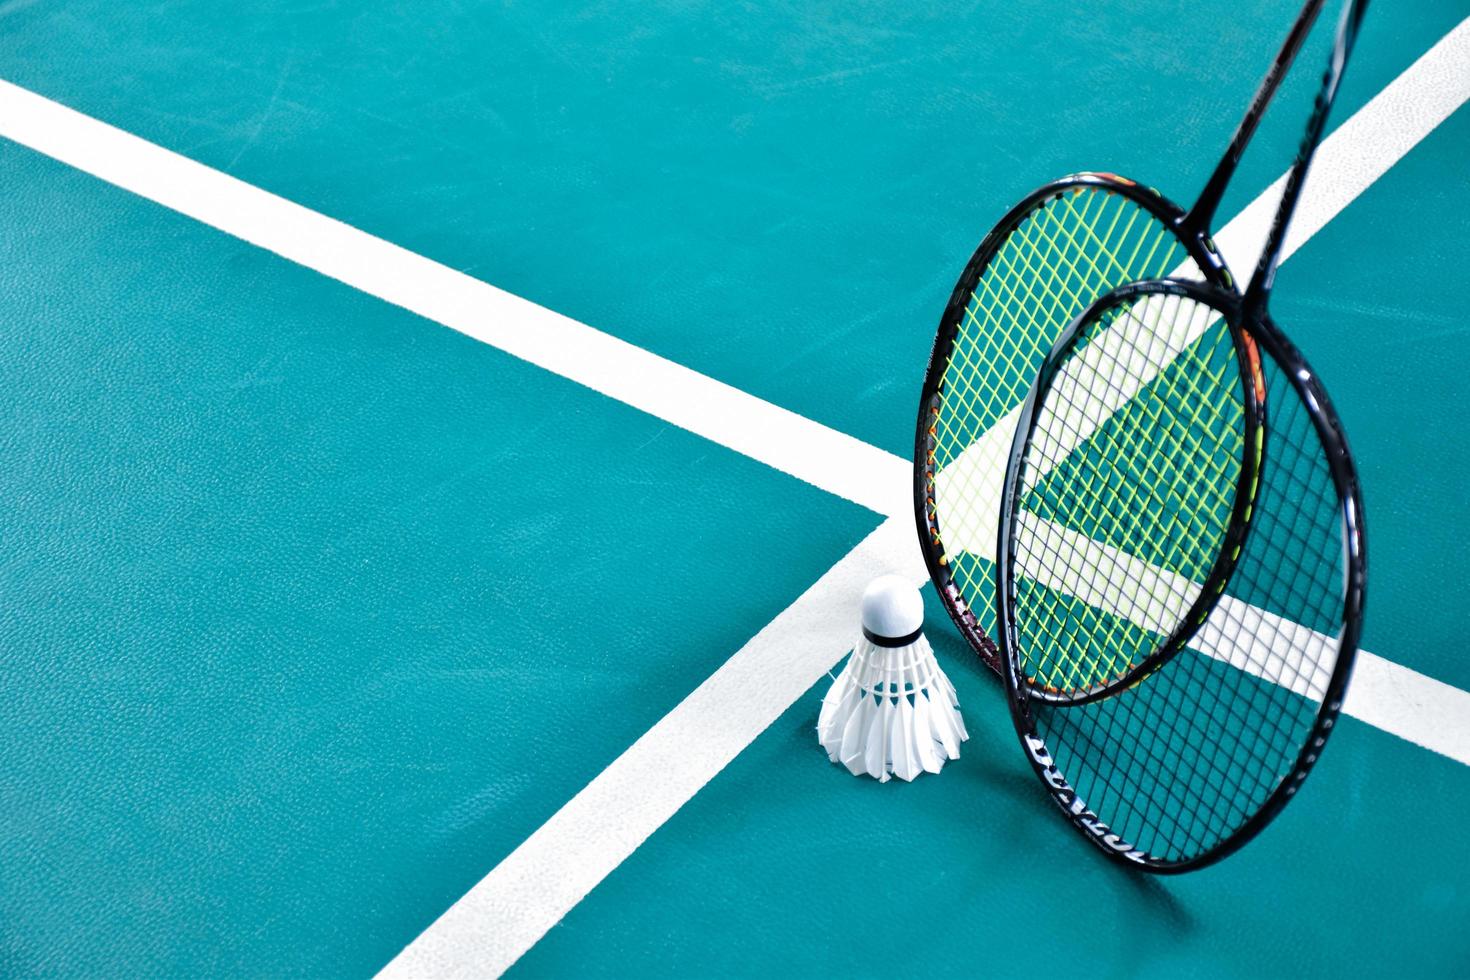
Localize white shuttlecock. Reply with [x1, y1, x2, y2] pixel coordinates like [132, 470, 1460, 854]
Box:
[817, 575, 968, 782]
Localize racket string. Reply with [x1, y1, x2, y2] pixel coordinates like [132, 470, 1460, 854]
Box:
[1013, 293, 1250, 692]
[1022, 312, 1349, 862]
[928, 186, 1185, 651]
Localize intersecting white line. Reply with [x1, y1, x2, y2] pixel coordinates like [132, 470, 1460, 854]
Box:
[377, 21, 1470, 976]
[0, 16, 1466, 978]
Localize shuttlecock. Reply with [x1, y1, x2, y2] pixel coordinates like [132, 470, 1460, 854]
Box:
[817, 575, 968, 782]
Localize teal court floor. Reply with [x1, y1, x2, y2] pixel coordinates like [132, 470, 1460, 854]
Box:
[2, 2, 1468, 976]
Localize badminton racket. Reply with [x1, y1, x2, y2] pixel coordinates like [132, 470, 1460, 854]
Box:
[916, 0, 1326, 689]
[995, 0, 1368, 871]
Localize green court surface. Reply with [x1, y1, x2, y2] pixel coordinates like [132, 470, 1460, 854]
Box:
[1, 2, 1467, 976]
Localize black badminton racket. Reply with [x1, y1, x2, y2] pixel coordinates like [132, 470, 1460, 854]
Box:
[995, 0, 1368, 871]
[916, 0, 1326, 689]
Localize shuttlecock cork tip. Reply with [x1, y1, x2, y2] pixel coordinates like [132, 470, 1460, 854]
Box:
[860, 575, 924, 646]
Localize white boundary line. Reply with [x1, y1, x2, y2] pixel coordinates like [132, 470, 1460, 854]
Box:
[381, 516, 926, 978]
[0, 77, 910, 523]
[377, 21, 1470, 977]
[0, 18, 1465, 976]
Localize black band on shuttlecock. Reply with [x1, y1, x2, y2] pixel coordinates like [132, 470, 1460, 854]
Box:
[863, 625, 924, 648]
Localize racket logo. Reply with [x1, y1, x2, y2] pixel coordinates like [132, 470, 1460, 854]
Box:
[1023, 735, 1146, 863]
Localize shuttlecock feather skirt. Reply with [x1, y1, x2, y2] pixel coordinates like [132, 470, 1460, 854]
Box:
[817, 634, 969, 782]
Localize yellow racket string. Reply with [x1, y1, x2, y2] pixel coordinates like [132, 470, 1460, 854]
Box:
[927, 184, 1186, 663]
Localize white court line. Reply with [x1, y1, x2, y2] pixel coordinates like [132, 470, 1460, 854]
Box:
[376, 21, 1470, 977]
[0, 78, 909, 523]
[0, 18, 1465, 976]
[382, 19, 1470, 977]
[380, 516, 925, 978]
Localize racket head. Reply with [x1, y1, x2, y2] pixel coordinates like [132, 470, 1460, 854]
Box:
[997, 278, 1266, 703]
[996, 277, 1366, 872]
[915, 174, 1233, 674]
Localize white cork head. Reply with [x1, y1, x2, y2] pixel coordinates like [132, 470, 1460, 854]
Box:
[860, 575, 924, 642]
